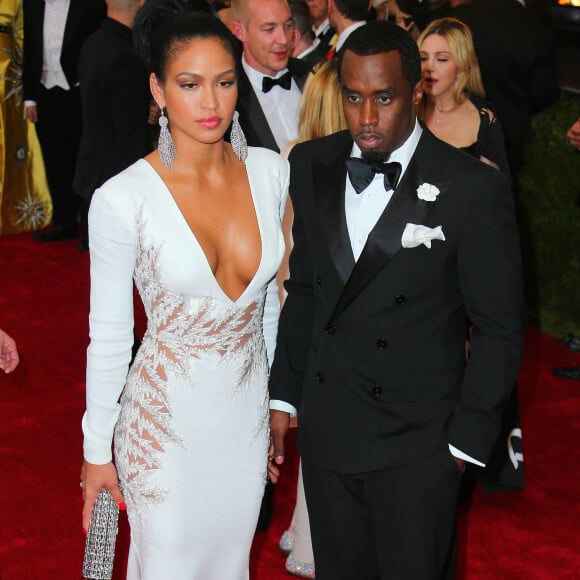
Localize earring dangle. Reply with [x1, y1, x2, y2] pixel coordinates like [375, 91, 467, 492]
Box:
[231, 111, 248, 163]
[158, 107, 176, 170]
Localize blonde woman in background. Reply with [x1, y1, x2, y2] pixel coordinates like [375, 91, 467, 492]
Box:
[277, 59, 347, 579]
[417, 17, 511, 177]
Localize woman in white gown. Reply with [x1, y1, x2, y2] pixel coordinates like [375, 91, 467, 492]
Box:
[80, 4, 289, 579]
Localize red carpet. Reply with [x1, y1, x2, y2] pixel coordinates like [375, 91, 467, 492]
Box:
[0, 232, 579, 579]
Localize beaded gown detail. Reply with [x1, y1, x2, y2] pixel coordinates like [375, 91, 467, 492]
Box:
[83, 149, 289, 579]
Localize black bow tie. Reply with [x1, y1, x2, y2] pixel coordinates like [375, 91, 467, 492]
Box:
[262, 71, 292, 93]
[345, 157, 402, 194]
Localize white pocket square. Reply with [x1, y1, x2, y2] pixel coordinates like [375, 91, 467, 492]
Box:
[401, 223, 445, 249]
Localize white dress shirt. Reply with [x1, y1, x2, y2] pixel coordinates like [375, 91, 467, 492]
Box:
[270, 119, 484, 467]
[313, 18, 331, 39]
[241, 54, 301, 151]
[41, 0, 71, 90]
[334, 20, 366, 53]
[296, 39, 320, 61]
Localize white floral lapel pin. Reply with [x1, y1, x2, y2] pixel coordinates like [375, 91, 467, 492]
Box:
[401, 223, 445, 249]
[416, 183, 440, 202]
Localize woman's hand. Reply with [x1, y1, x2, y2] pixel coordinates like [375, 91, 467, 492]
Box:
[80, 461, 125, 532]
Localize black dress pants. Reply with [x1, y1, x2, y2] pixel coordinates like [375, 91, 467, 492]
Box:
[301, 447, 462, 580]
[35, 84, 82, 232]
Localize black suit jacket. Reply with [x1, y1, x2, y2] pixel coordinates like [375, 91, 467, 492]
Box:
[23, 0, 106, 101]
[72, 18, 150, 202]
[236, 57, 312, 152]
[270, 127, 524, 474]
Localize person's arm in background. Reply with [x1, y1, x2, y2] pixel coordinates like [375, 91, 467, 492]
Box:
[566, 117, 580, 150]
[0, 329, 19, 373]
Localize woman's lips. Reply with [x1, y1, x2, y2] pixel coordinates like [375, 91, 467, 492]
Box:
[198, 117, 221, 129]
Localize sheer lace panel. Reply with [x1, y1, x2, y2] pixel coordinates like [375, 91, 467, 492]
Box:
[115, 208, 269, 521]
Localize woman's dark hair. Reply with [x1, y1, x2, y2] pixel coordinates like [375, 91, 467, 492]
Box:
[338, 20, 421, 91]
[133, 0, 239, 81]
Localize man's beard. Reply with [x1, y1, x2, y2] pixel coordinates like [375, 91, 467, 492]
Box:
[361, 150, 390, 165]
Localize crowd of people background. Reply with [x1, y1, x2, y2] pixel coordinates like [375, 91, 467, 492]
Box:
[0, 0, 578, 579]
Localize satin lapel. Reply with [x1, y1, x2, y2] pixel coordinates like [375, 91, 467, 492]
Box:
[287, 58, 309, 91]
[331, 142, 453, 319]
[312, 132, 355, 283]
[238, 70, 279, 152]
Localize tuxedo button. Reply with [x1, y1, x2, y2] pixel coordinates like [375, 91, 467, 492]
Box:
[326, 323, 336, 335]
[376, 338, 387, 350]
[395, 295, 406, 305]
[315, 372, 326, 383]
[316, 276, 322, 286]
[372, 384, 383, 397]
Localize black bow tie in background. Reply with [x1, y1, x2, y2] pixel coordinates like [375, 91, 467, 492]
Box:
[345, 157, 402, 194]
[262, 71, 292, 93]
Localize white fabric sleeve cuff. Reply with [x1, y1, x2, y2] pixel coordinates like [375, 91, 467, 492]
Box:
[24, 100, 36, 107]
[449, 444, 485, 467]
[270, 399, 297, 417]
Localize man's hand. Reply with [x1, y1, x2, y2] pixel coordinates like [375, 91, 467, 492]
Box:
[268, 410, 290, 483]
[566, 117, 580, 149]
[453, 457, 465, 473]
[25, 105, 38, 123]
[0, 328, 19, 373]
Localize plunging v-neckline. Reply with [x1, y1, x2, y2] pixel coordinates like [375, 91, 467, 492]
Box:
[141, 158, 264, 305]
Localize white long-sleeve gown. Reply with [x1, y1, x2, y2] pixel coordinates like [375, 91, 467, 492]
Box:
[82, 149, 289, 580]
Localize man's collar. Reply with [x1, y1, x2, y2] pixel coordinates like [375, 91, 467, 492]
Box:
[313, 18, 330, 37]
[335, 21, 366, 52]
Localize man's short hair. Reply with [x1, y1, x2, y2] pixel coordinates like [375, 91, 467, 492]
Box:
[338, 20, 421, 90]
[333, 0, 369, 22]
[289, 0, 314, 41]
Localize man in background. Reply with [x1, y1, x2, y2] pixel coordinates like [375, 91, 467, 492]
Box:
[23, 0, 106, 243]
[231, 0, 311, 153]
[327, 0, 370, 57]
[307, 0, 335, 56]
[73, 0, 151, 250]
[289, 0, 325, 66]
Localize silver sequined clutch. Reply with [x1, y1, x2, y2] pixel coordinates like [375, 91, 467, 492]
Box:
[82, 490, 119, 580]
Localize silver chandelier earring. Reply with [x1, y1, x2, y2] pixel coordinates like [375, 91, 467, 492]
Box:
[158, 107, 176, 170]
[231, 111, 248, 163]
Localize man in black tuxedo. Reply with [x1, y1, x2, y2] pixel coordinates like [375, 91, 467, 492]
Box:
[306, 0, 336, 59]
[23, 0, 106, 242]
[268, 21, 524, 579]
[73, 0, 150, 249]
[326, 0, 370, 58]
[231, 0, 311, 153]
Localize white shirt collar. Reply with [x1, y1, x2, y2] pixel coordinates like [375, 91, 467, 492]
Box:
[335, 21, 366, 52]
[313, 18, 330, 38]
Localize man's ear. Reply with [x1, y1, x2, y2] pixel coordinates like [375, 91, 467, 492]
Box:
[149, 73, 165, 109]
[412, 79, 423, 106]
[231, 20, 245, 43]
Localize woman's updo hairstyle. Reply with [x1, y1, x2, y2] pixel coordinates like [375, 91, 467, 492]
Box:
[133, 0, 240, 83]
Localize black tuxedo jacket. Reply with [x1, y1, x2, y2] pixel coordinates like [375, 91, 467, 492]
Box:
[270, 127, 524, 474]
[23, 0, 106, 101]
[236, 57, 312, 152]
[72, 18, 150, 202]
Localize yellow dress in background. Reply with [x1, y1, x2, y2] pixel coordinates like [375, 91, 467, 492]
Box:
[0, 0, 51, 235]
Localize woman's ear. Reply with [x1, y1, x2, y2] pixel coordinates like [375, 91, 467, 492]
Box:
[149, 73, 165, 109]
